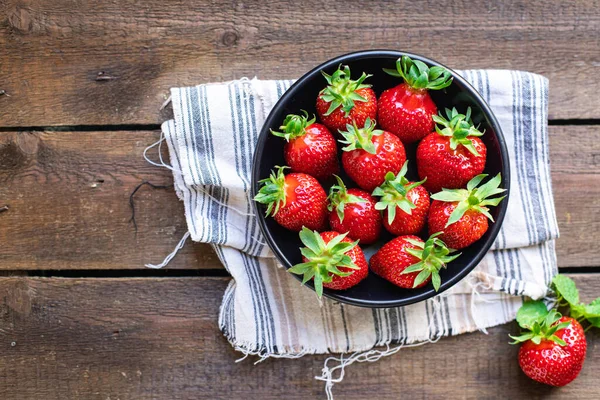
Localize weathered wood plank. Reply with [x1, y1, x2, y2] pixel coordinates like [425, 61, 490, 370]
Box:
[0, 0, 599, 126]
[0, 275, 597, 399]
[0, 125, 597, 270]
[549, 126, 600, 267]
[0, 130, 218, 270]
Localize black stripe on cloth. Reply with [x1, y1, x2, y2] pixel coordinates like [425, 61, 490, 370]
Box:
[228, 84, 263, 349]
[193, 86, 217, 241]
[244, 82, 265, 256]
[383, 307, 391, 344]
[249, 251, 278, 352]
[239, 87, 275, 350]
[529, 75, 552, 243]
[228, 83, 252, 251]
[388, 308, 400, 343]
[232, 84, 254, 254]
[240, 83, 276, 352]
[400, 306, 407, 343]
[533, 75, 554, 239]
[531, 76, 554, 286]
[236, 82, 277, 351]
[521, 74, 545, 245]
[483, 71, 506, 250]
[339, 304, 351, 352]
[540, 80, 559, 237]
[511, 72, 534, 248]
[443, 296, 453, 336]
[179, 89, 200, 237]
[198, 85, 220, 186]
[200, 85, 228, 245]
[522, 74, 551, 285]
[371, 309, 382, 346]
[424, 300, 435, 338]
[240, 252, 267, 350]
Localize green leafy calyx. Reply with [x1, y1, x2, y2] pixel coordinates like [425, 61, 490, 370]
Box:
[253, 166, 289, 217]
[400, 233, 460, 291]
[383, 55, 453, 91]
[552, 274, 600, 328]
[372, 161, 426, 225]
[320, 65, 372, 116]
[270, 111, 316, 141]
[288, 227, 360, 298]
[327, 175, 367, 223]
[509, 301, 570, 346]
[432, 107, 485, 156]
[430, 174, 506, 227]
[338, 118, 383, 154]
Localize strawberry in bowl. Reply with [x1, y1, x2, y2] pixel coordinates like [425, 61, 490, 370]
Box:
[378, 55, 453, 143]
[270, 111, 339, 181]
[417, 107, 487, 193]
[316, 65, 377, 132]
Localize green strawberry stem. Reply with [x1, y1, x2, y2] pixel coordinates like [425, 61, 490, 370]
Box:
[253, 166, 288, 217]
[432, 107, 485, 156]
[401, 233, 460, 291]
[383, 55, 453, 91]
[338, 117, 383, 155]
[372, 161, 426, 225]
[327, 175, 367, 223]
[430, 173, 507, 227]
[270, 111, 316, 141]
[289, 227, 360, 298]
[320, 65, 372, 116]
[509, 301, 570, 346]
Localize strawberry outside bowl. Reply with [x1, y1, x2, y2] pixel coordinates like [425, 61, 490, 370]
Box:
[251, 50, 510, 308]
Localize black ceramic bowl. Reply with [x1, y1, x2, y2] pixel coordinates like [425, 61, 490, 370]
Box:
[252, 50, 510, 308]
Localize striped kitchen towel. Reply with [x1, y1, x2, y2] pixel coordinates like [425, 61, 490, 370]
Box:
[158, 71, 558, 389]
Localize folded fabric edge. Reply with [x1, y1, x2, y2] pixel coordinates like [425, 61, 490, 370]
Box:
[219, 278, 525, 358]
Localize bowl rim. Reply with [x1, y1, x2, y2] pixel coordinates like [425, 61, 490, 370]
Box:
[251, 49, 511, 308]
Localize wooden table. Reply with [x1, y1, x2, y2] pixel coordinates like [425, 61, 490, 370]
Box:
[1, 1, 599, 398]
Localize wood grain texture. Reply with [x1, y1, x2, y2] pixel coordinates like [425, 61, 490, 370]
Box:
[0, 130, 218, 270]
[0, 275, 598, 399]
[1, 126, 598, 270]
[1, 0, 599, 127]
[549, 125, 600, 267]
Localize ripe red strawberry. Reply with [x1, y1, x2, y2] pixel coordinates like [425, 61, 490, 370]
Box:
[372, 161, 430, 236]
[316, 65, 377, 132]
[417, 107, 487, 193]
[339, 118, 406, 191]
[429, 173, 506, 249]
[378, 56, 453, 143]
[254, 166, 328, 232]
[328, 175, 381, 245]
[289, 227, 369, 298]
[370, 233, 459, 291]
[510, 301, 587, 387]
[271, 112, 339, 180]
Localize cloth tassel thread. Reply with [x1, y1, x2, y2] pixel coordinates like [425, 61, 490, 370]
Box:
[145, 231, 191, 269]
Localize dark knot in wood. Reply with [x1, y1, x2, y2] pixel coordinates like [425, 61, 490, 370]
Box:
[222, 31, 239, 47]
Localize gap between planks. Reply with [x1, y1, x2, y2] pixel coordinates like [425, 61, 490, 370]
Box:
[0, 266, 598, 279]
[1, 118, 600, 133]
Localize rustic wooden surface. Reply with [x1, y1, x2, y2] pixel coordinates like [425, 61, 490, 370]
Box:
[1, 0, 599, 398]
[1, 0, 600, 126]
[0, 275, 598, 400]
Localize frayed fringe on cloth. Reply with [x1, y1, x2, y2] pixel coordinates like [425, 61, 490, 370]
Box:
[221, 285, 497, 400]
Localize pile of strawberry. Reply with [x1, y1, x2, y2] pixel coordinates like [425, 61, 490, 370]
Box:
[255, 56, 506, 298]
